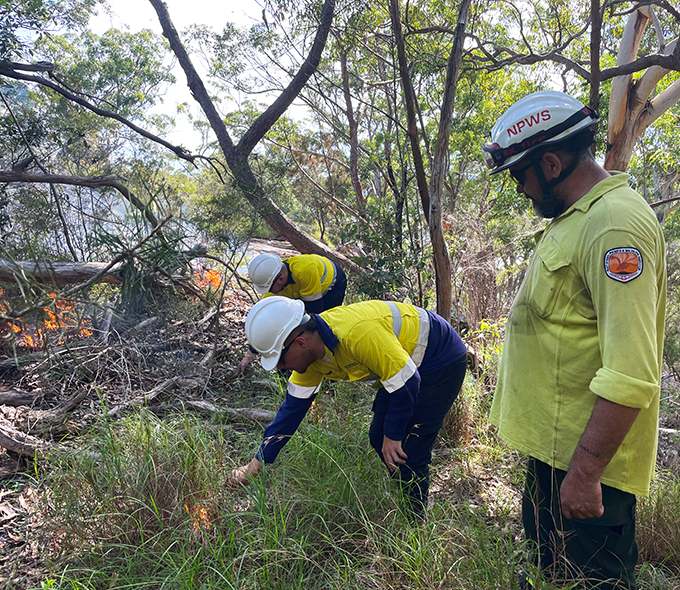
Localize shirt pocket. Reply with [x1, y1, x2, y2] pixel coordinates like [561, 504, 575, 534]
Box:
[525, 235, 571, 318]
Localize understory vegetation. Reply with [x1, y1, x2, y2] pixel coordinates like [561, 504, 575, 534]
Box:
[0, 284, 675, 589]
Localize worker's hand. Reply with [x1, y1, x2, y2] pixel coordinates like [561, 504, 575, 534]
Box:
[382, 436, 408, 473]
[237, 353, 257, 376]
[560, 467, 604, 520]
[228, 458, 262, 487]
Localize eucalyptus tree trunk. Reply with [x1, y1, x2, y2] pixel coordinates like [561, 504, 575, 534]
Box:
[390, 0, 471, 321]
[428, 0, 471, 322]
[388, 0, 431, 224]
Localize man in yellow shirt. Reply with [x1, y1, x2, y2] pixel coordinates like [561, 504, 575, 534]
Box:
[230, 297, 468, 517]
[239, 253, 347, 374]
[483, 91, 666, 589]
[249, 253, 346, 313]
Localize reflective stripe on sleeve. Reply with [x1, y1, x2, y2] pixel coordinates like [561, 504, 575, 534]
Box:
[320, 260, 337, 295]
[386, 301, 402, 337]
[379, 304, 430, 392]
[412, 307, 430, 366]
[385, 302, 430, 367]
[381, 357, 418, 392]
[287, 382, 321, 399]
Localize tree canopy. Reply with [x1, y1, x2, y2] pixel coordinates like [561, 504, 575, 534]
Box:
[0, 0, 679, 324]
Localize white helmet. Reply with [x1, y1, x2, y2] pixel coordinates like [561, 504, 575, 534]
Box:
[483, 91, 599, 174]
[245, 297, 307, 370]
[248, 253, 283, 294]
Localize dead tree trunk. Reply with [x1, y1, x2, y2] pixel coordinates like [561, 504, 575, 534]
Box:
[0, 259, 122, 285]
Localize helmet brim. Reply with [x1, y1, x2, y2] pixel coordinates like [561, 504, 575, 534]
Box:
[253, 283, 271, 295]
[260, 354, 280, 371]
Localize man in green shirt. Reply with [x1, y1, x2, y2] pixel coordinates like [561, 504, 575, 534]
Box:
[483, 91, 666, 589]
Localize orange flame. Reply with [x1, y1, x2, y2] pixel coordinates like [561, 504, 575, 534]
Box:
[184, 502, 211, 531]
[1, 293, 94, 350]
[192, 266, 222, 291]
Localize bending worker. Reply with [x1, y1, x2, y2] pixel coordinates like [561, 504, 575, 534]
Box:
[230, 296, 467, 517]
[484, 91, 666, 589]
[239, 252, 347, 375]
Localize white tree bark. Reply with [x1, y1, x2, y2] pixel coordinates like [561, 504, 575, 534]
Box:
[606, 7, 680, 171]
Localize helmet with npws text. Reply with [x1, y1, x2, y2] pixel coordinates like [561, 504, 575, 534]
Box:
[482, 91, 599, 174]
[248, 253, 284, 294]
[245, 297, 308, 371]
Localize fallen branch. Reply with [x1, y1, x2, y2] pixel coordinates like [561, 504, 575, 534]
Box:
[107, 376, 205, 417]
[0, 259, 122, 285]
[0, 347, 80, 372]
[0, 388, 40, 407]
[222, 406, 276, 423]
[145, 399, 275, 423]
[0, 420, 57, 457]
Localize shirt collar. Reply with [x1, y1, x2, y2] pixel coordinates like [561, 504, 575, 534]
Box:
[284, 261, 295, 285]
[314, 314, 339, 354]
[564, 171, 630, 216]
[535, 172, 632, 243]
[533, 172, 631, 244]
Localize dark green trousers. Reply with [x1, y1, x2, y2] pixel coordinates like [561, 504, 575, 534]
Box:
[523, 457, 638, 590]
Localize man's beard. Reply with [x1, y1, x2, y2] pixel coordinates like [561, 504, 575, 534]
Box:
[532, 191, 565, 219]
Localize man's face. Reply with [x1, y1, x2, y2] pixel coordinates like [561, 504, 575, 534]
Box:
[269, 265, 288, 293]
[276, 330, 314, 373]
[509, 156, 566, 219]
[509, 159, 543, 216]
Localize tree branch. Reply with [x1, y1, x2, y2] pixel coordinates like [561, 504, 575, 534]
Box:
[0, 171, 159, 227]
[389, 0, 430, 223]
[148, 0, 238, 165]
[149, 0, 362, 274]
[0, 61, 197, 164]
[237, 0, 336, 156]
[600, 47, 680, 79]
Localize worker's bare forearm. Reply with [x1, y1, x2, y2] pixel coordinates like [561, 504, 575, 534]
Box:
[569, 397, 640, 479]
[560, 397, 640, 519]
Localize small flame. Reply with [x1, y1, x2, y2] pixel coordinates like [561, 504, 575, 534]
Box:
[1, 293, 94, 350]
[193, 265, 222, 291]
[184, 502, 211, 531]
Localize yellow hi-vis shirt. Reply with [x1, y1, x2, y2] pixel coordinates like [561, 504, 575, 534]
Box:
[287, 300, 429, 400]
[490, 173, 666, 496]
[265, 254, 337, 303]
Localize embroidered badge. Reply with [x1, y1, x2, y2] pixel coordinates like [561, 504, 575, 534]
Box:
[604, 248, 643, 283]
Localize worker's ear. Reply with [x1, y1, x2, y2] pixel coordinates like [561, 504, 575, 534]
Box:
[539, 152, 562, 181]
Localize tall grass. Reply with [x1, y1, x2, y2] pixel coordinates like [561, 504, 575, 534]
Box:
[33, 370, 680, 589]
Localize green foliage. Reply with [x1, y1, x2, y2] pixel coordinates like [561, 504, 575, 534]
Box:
[662, 239, 680, 379]
[0, 0, 99, 60]
[36, 380, 538, 590]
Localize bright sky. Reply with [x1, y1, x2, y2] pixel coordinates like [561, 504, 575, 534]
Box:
[90, 0, 266, 150]
[91, 0, 262, 34]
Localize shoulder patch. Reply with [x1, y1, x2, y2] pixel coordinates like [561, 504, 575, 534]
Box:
[604, 248, 643, 283]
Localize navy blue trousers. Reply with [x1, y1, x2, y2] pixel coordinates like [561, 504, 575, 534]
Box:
[369, 357, 467, 515]
[320, 265, 346, 311]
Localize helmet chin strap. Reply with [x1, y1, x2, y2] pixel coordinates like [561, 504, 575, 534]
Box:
[531, 157, 581, 218]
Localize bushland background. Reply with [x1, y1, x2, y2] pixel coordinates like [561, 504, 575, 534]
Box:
[0, 1, 679, 588]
